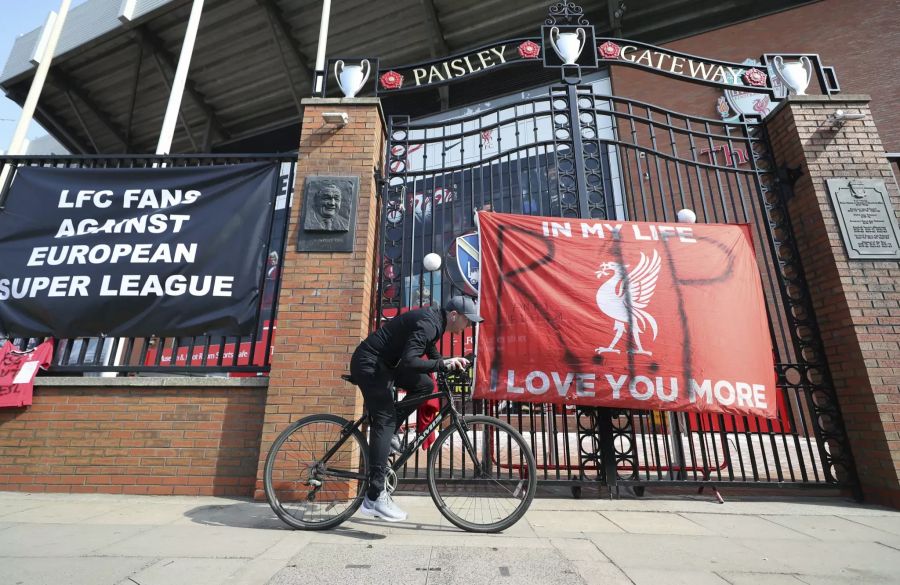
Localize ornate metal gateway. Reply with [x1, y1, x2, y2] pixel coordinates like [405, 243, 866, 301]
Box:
[358, 3, 856, 497]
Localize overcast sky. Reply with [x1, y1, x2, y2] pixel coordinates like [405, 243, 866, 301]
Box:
[0, 0, 89, 151]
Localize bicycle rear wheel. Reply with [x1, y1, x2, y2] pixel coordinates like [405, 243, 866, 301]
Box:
[427, 415, 537, 533]
[264, 414, 368, 530]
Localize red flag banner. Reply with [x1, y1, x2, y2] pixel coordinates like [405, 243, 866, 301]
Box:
[474, 212, 778, 419]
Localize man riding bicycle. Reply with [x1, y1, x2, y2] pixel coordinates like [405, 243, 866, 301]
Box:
[350, 295, 482, 522]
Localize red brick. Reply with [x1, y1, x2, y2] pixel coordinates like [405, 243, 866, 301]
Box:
[0, 387, 265, 497]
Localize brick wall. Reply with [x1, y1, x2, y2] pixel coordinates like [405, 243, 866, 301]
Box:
[765, 95, 900, 508]
[255, 99, 384, 498]
[611, 0, 900, 152]
[0, 379, 266, 496]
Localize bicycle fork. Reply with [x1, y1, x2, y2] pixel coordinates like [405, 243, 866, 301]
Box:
[455, 418, 528, 500]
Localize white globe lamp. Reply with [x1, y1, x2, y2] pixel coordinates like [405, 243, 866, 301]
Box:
[423, 253, 442, 272]
[677, 208, 697, 224]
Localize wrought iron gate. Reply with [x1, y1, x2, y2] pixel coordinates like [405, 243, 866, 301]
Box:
[376, 77, 857, 496]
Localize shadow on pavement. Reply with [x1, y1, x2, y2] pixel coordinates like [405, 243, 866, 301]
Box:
[184, 502, 288, 530]
[347, 516, 461, 533]
[182, 501, 389, 540]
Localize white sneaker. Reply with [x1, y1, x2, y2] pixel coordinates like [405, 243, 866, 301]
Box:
[359, 491, 408, 522]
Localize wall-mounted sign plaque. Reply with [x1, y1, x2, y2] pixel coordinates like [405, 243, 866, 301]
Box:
[296, 176, 359, 253]
[826, 178, 900, 260]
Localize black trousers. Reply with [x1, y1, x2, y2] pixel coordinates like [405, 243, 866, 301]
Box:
[350, 349, 434, 499]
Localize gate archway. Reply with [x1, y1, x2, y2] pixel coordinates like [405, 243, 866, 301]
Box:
[370, 6, 857, 496]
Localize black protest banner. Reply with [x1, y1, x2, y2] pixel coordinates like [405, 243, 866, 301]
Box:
[0, 162, 279, 338]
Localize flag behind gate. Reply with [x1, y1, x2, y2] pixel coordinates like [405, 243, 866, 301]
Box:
[474, 212, 778, 419]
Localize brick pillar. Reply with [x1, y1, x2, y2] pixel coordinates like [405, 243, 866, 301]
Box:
[255, 98, 384, 499]
[766, 95, 900, 508]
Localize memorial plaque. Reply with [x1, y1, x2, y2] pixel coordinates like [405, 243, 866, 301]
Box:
[296, 175, 359, 253]
[826, 178, 900, 260]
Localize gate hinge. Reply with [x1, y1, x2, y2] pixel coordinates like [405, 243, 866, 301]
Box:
[776, 164, 803, 200]
[374, 165, 386, 199]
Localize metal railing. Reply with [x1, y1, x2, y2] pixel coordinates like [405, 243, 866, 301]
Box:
[0, 153, 295, 375]
[379, 84, 857, 493]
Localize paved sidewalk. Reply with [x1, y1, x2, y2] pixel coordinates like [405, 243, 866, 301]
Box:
[0, 491, 899, 585]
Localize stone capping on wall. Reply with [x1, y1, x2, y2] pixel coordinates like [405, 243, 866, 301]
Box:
[766, 94, 872, 120]
[300, 97, 387, 137]
[33, 376, 268, 388]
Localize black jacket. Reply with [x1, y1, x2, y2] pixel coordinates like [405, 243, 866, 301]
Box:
[356, 306, 447, 373]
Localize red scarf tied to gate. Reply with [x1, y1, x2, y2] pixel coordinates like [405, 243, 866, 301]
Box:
[473, 212, 778, 419]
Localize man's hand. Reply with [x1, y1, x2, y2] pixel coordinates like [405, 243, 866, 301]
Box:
[441, 357, 470, 372]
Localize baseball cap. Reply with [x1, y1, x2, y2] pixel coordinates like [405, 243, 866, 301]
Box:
[445, 295, 483, 323]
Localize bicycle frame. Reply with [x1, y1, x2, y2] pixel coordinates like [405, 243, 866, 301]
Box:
[316, 372, 478, 482]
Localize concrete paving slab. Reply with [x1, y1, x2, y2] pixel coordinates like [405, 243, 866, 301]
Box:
[794, 574, 900, 585]
[528, 510, 624, 535]
[218, 533, 313, 585]
[102, 525, 284, 558]
[0, 502, 120, 524]
[320, 531, 553, 549]
[349, 501, 540, 536]
[306, 522, 390, 544]
[177, 501, 288, 531]
[624, 568, 730, 584]
[426, 545, 585, 584]
[734, 538, 900, 581]
[116, 557, 248, 585]
[550, 537, 610, 562]
[256, 532, 313, 560]
[874, 536, 900, 550]
[0, 523, 149, 557]
[835, 514, 900, 536]
[1, 491, 899, 585]
[269, 543, 432, 585]
[601, 511, 714, 535]
[589, 533, 789, 574]
[349, 499, 451, 533]
[762, 514, 898, 542]
[221, 556, 297, 585]
[85, 504, 188, 526]
[528, 497, 893, 517]
[681, 513, 813, 540]
[717, 572, 808, 584]
[0, 502, 43, 518]
[0, 556, 154, 585]
[493, 512, 541, 537]
[571, 560, 633, 585]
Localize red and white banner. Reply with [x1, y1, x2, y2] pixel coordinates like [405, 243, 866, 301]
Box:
[0, 340, 53, 408]
[474, 212, 778, 418]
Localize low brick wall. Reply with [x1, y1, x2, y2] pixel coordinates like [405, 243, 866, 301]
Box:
[0, 377, 267, 496]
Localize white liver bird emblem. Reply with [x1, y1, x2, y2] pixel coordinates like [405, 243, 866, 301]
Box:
[594, 250, 661, 356]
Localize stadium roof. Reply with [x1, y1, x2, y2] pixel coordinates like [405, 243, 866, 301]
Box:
[0, 0, 815, 154]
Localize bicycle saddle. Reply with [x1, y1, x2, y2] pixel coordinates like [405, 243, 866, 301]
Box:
[341, 374, 355, 383]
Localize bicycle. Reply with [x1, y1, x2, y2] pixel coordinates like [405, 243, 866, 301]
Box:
[263, 364, 537, 533]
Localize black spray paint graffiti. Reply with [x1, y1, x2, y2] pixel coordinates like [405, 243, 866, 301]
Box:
[659, 233, 740, 404]
[489, 222, 743, 402]
[489, 224, 574, 390]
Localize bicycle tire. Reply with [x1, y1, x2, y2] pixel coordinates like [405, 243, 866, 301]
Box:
[264, 413, 369, 530]
[426, 414, 537, 533]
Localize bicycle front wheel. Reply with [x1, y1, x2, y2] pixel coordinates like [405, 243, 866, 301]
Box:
[264, 414, 369, 530]
[427, 415, 537, 533]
